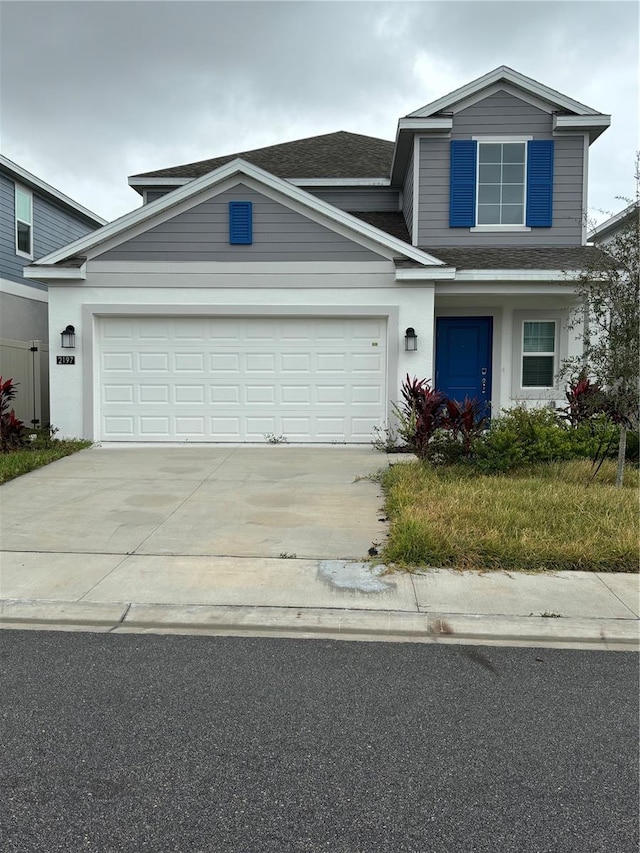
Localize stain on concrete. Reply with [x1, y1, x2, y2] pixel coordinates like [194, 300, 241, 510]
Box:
[108, 511, 166, 526]
[317, 561, 394, 594]
[122, 495, 177, 507]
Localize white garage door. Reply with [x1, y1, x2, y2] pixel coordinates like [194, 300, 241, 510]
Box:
[98, 316, 387, 442]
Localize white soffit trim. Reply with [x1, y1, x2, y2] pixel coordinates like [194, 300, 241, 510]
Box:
[452, 269, 579, 282]
[0, 155, 107, 226]
[554, 115, 611, 131]
[407, 66, 602, 118]
[396, 267, 456, 281]
[23, 263, 86, 280]
[397, 117, 453, 132]
[30, 158, 444, 269]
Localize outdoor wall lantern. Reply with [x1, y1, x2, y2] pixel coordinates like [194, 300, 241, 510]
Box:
[61, 325, 76, 348]
[404, 327, 418, 352]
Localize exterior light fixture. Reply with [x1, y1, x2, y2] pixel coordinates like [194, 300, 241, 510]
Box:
[61, 325, 76, 348]
[404, 327, 418, 352]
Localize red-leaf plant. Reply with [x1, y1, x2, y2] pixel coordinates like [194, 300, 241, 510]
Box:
[0, 377, 26, 452]
[440, 397, 489, 456]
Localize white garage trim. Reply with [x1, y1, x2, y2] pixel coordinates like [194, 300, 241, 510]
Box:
[83, 304, 399, 442]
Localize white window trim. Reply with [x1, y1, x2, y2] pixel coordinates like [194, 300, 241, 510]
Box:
[521, 319, 558, 389]
[15, 184, 33, 260]
[471, 225, 531, 233]
[472, 135, 532, 229]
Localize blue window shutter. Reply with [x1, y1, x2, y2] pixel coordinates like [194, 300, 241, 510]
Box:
[526, 140, 554, 227]
[449, 140, 477, 227]
[229, 201, 253, 244]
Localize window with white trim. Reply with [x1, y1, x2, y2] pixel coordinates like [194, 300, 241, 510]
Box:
[15, 185, 33, 257]
[477, 142, 526, 225]
[522, 321, 556, 387]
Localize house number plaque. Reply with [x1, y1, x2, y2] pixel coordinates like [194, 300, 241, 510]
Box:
[56, 356, 75, 365]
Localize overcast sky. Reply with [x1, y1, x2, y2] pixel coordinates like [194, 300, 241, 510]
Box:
[1, 0, 637, 225]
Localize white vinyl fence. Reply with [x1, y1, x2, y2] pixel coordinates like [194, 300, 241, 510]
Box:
[0, 338, 50, 428]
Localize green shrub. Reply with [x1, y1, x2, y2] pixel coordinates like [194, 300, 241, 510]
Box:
[473, 406, 619, 473]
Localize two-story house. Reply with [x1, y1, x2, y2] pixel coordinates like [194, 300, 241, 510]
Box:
[25, 66, 610, 444]
[1, 155, 105, 424]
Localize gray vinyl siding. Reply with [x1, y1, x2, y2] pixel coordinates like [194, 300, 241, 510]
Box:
[98, 184, 382, 262]
[417, 90, 584, 247]
[402, 145, 414, 239]
[0, 172, 97, 287]
[304, 187, 399, 212]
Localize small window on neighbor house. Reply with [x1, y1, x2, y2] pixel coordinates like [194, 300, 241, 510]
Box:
[522, 321, 556, 387]
[15, 185, 33, 257]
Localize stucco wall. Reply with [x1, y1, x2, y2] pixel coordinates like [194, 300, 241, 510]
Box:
[47, 262, 436, 441]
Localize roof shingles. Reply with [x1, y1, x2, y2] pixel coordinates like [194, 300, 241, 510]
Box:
[132, 131, 395, 181]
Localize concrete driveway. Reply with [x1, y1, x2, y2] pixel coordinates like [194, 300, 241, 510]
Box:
[0, 446, 387, 560]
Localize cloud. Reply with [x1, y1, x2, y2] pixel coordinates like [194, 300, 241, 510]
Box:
[1, 1, 636, 221]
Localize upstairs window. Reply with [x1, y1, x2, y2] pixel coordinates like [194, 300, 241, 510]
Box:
[450, 139, 554, 229]
[477, 142, 526, 225]
[15, 185, 33, 258]
[522, 321, 556, 387]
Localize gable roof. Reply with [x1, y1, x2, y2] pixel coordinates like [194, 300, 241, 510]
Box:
[25, 158, 448, 273]
[588, 203, 638, 242]
[0, 154, 107, 227]
[130, 131, 395, 189]
[407, 65, 605, 119]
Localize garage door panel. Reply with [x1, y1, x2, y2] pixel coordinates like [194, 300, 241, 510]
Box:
[103, 353, 133, 372]
[139, 416, 170, 436]
[98, 317, 386, 442]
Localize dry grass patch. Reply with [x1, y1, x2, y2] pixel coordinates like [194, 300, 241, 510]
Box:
[381, 459, 639, 572]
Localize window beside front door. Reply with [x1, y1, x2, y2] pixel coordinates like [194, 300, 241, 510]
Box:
[522, 320, 556, 387]
[15, 185, 33, 258]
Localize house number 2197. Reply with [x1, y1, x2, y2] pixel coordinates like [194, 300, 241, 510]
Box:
[56, 356, 76, 365]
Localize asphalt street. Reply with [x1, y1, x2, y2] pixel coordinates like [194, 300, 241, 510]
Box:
[1, 631, 638, 853]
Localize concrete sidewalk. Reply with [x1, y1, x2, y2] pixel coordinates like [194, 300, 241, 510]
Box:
[1, 553, 638, 650]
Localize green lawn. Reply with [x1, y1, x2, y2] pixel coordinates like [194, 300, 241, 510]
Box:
[0, 441, 92, 485]
[380, 459, 639, 572]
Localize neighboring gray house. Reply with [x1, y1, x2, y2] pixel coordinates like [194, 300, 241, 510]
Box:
[0, 155, 105, 424]
[1, 155, 106, 341]
[588, 202, 638, 246]
[26, 66, 612, 444]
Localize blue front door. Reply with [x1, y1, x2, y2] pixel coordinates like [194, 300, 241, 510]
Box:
[435, 317, 493, 413]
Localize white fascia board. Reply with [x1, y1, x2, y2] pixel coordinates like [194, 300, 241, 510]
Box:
[395, 267, 456, 281]
[127, 176, 191, 187]
[397, 117, 453, 132]
[453, 269, 579, 282]
[31, 158, 444, 270]
[0, 155, 107, 226]
[288, 178, 391, 187]
[23, 263, 86, 280]
[407, 66, 601, 118]
[553, 114, 611, 142]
